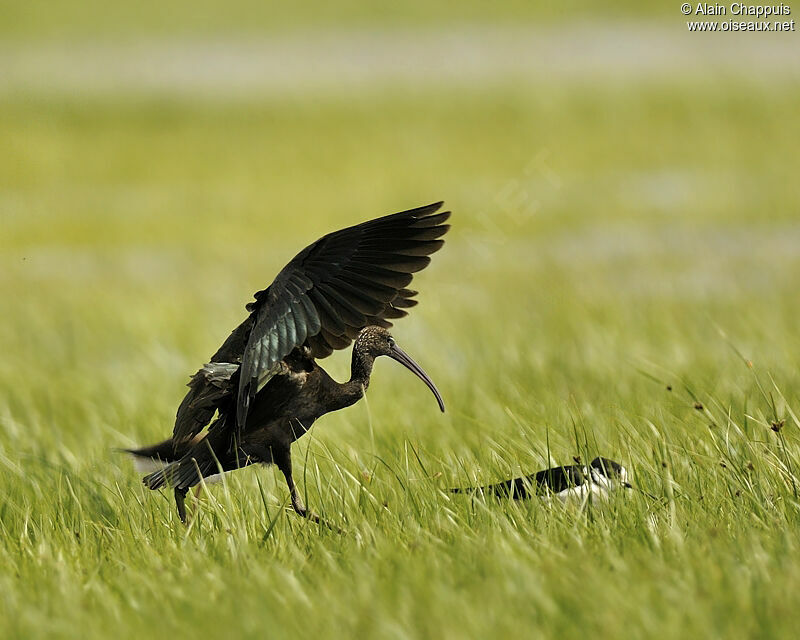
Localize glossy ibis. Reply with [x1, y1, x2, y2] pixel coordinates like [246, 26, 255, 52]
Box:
[127, 202, 450, 523]
[450, 457, 653, 502]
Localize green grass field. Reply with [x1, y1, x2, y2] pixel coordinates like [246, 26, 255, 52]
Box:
[3, 5, 800, 638]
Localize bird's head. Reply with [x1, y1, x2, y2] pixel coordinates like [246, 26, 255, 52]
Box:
[356, 326, 445, 412]
[588, 457, 657, 499]
[589, 457, 629, 489]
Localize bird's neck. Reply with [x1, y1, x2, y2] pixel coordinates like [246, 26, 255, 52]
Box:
[349, 348, 375, 389]
[337, 348, 375, 407]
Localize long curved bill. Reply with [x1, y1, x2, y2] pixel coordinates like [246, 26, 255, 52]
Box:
[389, 343, 445, 412]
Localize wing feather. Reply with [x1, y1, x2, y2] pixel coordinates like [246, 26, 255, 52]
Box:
[231, 202, 449, 429]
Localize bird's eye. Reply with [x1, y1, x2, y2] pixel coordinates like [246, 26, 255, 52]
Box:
[388, 337, 395, 346]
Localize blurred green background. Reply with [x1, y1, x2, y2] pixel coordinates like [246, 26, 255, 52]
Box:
[2, 2, 800, 639]
[0, 1, 671, 37]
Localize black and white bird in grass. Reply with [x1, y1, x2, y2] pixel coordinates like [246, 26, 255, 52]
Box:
[451, 457, 652, 502]
[126, 202, 449, 524]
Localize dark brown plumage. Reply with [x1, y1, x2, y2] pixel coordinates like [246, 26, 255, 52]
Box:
[127, 202, 450, 523]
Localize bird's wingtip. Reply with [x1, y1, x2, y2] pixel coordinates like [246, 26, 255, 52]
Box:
[410, 201, 446, 217]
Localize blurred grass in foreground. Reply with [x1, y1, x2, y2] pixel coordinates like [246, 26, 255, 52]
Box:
[2, 73, 800, 638]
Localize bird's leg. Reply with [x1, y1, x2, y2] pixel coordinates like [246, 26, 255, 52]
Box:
[174, 487, 188, 524]
[273, 446, 321, 524]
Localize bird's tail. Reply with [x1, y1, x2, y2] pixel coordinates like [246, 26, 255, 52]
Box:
[449, 477, 533, 499]
[124, 437, 180, 461]
[141, 417, 258, 491]
[122, 437, 185, 473]
[142, 430, 222, 491]
[143, 447, 218, 491]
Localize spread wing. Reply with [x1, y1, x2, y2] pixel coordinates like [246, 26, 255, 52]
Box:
[237, 201, 450, 429]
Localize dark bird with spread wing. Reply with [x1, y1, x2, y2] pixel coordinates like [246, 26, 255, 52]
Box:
[127, 202, 450, 523]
